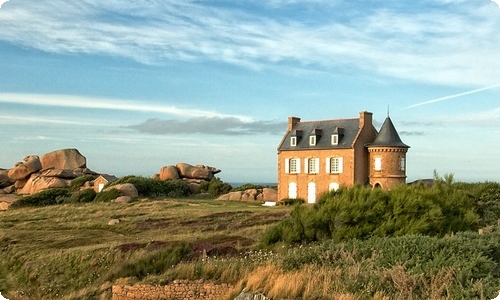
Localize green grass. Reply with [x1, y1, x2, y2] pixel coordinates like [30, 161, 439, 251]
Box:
[0, 198, 290, 299]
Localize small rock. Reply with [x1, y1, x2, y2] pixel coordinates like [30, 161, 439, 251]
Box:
[108, 219, 120, 226]
[113, 196, 132, 203]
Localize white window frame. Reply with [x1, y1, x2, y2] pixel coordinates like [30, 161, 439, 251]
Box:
[329, 182, 340, 191]
[290, 136, 297, 147]
[326, 157, 344, 173]
[400, 157, 406, 171]
[309, 135, 316, 146]
[285, 158, 301, 174]
[331, 157, 343, 174]
[374, 157, 382, 171]
[305, 158, 319, 174]
[331, 134, 338, 145]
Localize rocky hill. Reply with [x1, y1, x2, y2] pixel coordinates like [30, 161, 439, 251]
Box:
[0, 148, 96, 197]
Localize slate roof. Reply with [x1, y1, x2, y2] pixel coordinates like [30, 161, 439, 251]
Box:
[278, 118, 361, 150]
[97, 174, 118, 182]
[368, 116, 409, 148]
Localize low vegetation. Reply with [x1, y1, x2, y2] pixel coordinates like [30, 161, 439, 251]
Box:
[1, 179, 500, 299]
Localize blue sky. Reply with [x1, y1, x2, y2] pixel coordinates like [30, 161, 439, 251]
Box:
[0, 0, 499, 183]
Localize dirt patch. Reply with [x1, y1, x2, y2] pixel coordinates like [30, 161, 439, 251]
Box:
[136, 218, 173, 229]
[190, 235, 254, 259]
[115, 240, 169, 252]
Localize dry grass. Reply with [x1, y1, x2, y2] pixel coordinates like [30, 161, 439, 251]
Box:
[0, 198, 289, 299]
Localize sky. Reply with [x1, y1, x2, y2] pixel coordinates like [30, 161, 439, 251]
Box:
[0, 0, 499, 184]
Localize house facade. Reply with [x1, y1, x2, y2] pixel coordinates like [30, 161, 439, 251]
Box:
[277, 111, 409, 203]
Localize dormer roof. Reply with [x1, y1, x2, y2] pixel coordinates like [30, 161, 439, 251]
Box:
[368, 116, 409, 148]
[278, 118, 361, 150]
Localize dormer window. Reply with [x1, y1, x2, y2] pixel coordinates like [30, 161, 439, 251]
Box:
[291, 130, 302, 147]
[309, 135, 316, 146]
[332, 127, 344, 146]
[331, 134, 338, 145]
[309, 128, 322, 146]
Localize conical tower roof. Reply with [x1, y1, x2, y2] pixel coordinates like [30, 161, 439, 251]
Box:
[368, 116, 409, 148]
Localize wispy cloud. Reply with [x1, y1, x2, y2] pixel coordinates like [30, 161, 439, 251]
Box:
[127, 117, 287, 136]
[1, 1, 499, 86]
[407, 84, 500, 108]
[0, 93, 251, 121]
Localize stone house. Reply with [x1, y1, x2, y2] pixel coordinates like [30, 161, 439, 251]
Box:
[277, 111, 409, 203]
[93, 174, 118, 193]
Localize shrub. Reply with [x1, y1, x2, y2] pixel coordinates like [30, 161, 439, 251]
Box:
[280, 198, 305, 206]
[94, 189, 121, 202]
[279, 230, 500, 299]
[66, 189, 97, 203]
[108, 242, 191, 280]
[106, 176, 190, 198]
[264, 184, 479, 245]
[68, 175, 96, 192]
[231, 183, 277, 192]
[201, 178, 232, 197]
[11, 188, 72, 208]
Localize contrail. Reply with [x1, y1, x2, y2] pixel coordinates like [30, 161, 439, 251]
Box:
[407, 83, 500, 109]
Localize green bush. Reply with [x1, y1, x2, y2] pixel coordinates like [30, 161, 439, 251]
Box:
[66, 189, 97, 203]
[280, 197, 305, 206]
[231, 183, 276, 192]
[264, 184, 479, 245]
[94, 189, 121, 202]
[200, 178, 232, 197]
[11, 188, 72, 208]
[279, 230, 500, 299]
[106, 176, 190, 198]
[68, 175, 96, 192]
[108, 242, 191, 280]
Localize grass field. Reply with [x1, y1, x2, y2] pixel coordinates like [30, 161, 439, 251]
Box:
[0, 198, 290, 299]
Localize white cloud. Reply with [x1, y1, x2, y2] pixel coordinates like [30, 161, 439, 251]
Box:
[0, 93, 252, 121]
[0, 1, 499, 86]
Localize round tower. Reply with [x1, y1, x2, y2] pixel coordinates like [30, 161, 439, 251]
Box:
[367, 116, 409, 189]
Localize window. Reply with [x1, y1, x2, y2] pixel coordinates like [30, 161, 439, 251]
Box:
[290, 136, 297, 147]
[400, 157, 406, 171]
[326, 157, 343, 173]
[285, 158, 300, 174]
[309, 135, 316, 146]
[331, 134, 338, 145]
[306, 158, 319, 174]
[330, 157, 343, 173]
[329, 182, 340, 191]
[290, 158, 298, 173]
[374, 157, 382, 171]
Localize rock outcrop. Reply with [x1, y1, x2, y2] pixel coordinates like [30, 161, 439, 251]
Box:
[159, 165, 179, 181]
[7, 155, 42, 181]
[176, 163, 220, 180]
[1, 148, 98, 197]
[18, 175, 69, 195]
[217, 188, 277, 202]
[40, 148, 86, 170]
[154, 163, 221, 195]
[104, 183, 139, 198]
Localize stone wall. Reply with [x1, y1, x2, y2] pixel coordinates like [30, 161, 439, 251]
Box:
[112, 280, 234, 300]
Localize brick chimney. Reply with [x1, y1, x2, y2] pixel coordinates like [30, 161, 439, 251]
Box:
[288, 116, 301, 131]
[359, 111, 373, 128]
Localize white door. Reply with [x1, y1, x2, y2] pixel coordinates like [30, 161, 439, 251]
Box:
[288, 182, 297, 199]
[98, 183, 105, 192]
[307, 182, 316, 204]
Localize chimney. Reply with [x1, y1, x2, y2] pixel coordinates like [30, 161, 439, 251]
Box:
[359, 111, 373, 128]
[288, 116, 301, 131]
